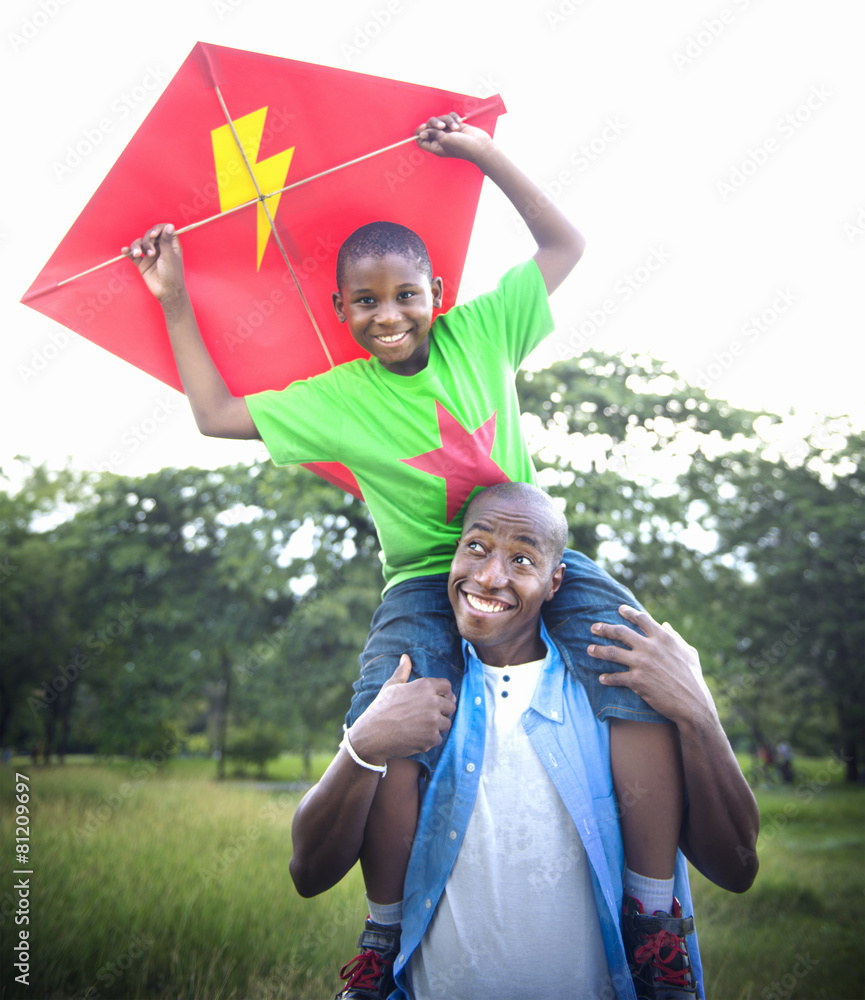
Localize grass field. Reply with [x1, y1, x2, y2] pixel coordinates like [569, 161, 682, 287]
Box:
[0, 755, 862, 1000]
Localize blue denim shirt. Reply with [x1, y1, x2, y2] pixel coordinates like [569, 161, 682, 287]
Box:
[392, 622, 704, 1000]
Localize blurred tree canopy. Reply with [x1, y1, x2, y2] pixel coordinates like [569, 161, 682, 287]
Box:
[2, 351, 862, 778]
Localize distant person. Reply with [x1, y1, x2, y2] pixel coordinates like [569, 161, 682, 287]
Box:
[776, 740, 794, 784]
[757, 743, 774, 783]
[290, 483, 760, 999]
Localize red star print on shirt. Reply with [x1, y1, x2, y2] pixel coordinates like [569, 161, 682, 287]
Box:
[401, 401, 511, 523]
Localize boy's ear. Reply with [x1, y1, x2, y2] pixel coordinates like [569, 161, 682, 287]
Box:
[332, 291, 346, 323]
[431, 276, 444, 310]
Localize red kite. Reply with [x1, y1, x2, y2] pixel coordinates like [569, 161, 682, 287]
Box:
[22, 42, 505, 496]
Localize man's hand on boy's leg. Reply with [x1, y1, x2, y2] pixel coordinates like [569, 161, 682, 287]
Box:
[348, 654, 457, 766]
[290, 655, 454, 900]
[589, 605, 715, 730]
[591, 605, 761, 893]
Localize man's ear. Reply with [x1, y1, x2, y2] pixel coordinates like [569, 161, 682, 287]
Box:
[431, 276, 444, 310]
[546, 562, 566, 602]
[332, 291, 345, 322]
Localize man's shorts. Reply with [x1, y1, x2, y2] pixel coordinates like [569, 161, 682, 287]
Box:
[345, 549, 668, 773]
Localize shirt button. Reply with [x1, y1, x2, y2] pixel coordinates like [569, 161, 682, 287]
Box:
[466, 762, 475, 773]
[551, 710, 559, 719]
[425, 898, 432, 909]
[449, 830, 457, 840]
[474, 696, 482, 706]
[503, 674, 510, 682]
[398, 953, 405, 964]
[501, 690, 509, 698]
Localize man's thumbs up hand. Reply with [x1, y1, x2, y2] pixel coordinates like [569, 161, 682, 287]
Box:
[383, 653, 413, 688]
[347, 654, 457, 766]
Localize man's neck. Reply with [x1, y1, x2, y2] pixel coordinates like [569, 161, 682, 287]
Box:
[474, 633, 547, 668]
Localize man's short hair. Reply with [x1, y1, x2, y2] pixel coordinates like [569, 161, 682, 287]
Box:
[336, 221, 433, 289]
[465, 482, 568, 564]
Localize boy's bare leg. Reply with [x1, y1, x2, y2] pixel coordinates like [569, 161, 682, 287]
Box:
[610, 718, 683, 880]
[359, 757, 421, 906]
[612, 719, 699, 996]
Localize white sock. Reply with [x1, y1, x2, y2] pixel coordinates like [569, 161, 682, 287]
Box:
[366, 895, 403, 928]
[623, 867, 675, 915]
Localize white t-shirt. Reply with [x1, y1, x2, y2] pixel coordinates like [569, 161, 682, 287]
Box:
[409, 658, 613, 1000]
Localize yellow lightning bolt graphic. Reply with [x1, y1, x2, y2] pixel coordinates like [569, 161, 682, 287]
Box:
[211, 107, 295, 270]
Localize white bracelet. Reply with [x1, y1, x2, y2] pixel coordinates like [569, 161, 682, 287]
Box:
[341, 725, 387, 778]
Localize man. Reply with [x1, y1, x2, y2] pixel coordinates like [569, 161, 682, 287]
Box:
[290, 483, 759, 999]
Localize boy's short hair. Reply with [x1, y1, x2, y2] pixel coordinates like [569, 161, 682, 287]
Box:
[336, 221, 433, 289]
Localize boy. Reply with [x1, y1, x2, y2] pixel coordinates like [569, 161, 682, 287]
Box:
[125, 113, 691, 1000]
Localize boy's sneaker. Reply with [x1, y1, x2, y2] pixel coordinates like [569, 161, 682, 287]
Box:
[334, 919, 400, 999]
[622, 894, 697, 999]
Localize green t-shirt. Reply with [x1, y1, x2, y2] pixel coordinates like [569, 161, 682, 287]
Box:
[246, 259, 554, 590]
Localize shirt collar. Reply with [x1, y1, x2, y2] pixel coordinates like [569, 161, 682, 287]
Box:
[461, 620, 565, 724]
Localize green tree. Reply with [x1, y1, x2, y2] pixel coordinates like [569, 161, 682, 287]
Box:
[681, 423, 864, 778]
[516, 353, 766, 603]
[4, 354, 860, 776]
[226, 722, 285, 777]
[0, 457, 381, 767]
[517, 355, 862, 774]
[0, 462, 104, 758]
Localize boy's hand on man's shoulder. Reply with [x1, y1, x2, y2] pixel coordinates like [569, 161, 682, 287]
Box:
[415, 112, 496, 166]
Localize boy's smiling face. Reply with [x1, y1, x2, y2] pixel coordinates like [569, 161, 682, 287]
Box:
[332, 253, 443, 377]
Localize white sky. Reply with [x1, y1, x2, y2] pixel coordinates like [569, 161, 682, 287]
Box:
[4, 0, 863, 479]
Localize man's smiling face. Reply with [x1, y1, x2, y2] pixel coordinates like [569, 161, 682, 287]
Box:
[448, 488, 565, 667]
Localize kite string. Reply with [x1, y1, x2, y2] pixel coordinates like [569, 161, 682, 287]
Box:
[212, 84, 335, 368]
[44, 100, 501, 295]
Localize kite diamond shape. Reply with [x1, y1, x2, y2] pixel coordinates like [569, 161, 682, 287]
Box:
[22, 42, 506, 496]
